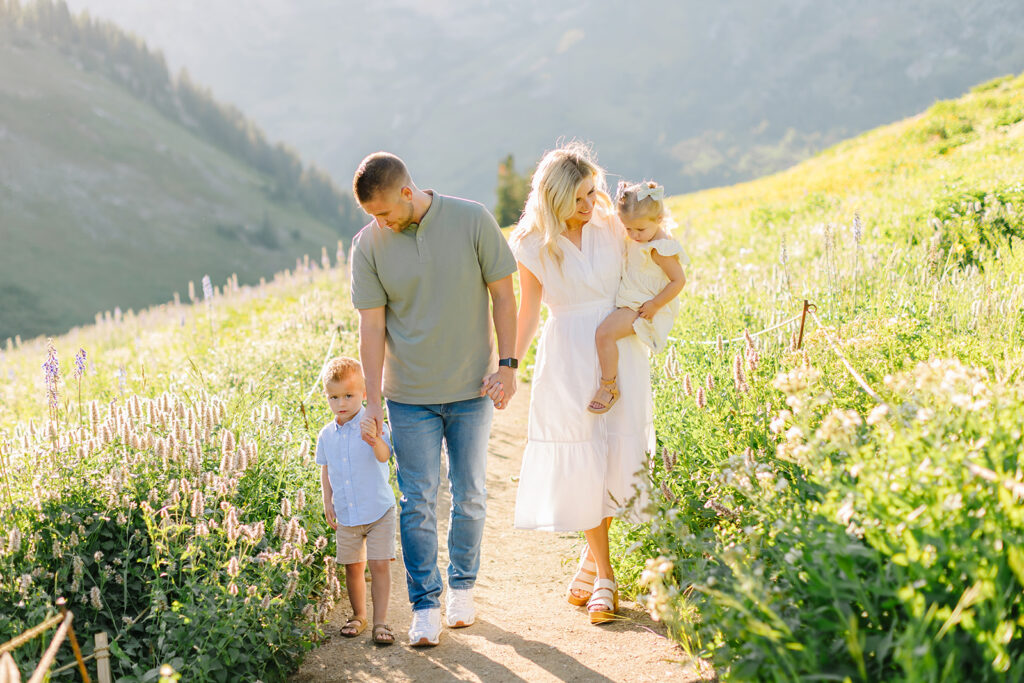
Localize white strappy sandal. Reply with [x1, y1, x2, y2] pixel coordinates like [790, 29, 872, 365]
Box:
[567, 543, 597, 606]
[587, 578, 619, 625]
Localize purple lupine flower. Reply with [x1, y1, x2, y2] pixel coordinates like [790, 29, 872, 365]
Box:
[201, 275, 214, 301]
[42, 338, 59, 409]
[74, 348, 87, 380]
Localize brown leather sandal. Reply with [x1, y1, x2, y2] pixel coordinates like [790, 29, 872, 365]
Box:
[341, 616, 367, 637]
[372, 623, 395, 645]
[587, 376, 620, 414]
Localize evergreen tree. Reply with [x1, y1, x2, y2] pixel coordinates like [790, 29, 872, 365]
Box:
[494, 154, 530, 227]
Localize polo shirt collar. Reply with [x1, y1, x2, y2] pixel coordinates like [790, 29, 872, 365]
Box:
[408, 190, 439, 233]
[333, 406, 365, 432]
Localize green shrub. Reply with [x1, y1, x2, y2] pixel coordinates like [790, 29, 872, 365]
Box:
[910, 100, 977, 153]
[0, 271, 352, 681]
[636, 354, 1024, 681]
[926, 185, 1024, 267]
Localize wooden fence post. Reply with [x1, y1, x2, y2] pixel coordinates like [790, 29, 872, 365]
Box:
[56, 599, 89, 683]
[796, 300, 816, 350]
[94, 634, 111, 683]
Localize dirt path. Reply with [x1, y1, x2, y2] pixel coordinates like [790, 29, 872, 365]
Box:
[294, 396, 706, 682]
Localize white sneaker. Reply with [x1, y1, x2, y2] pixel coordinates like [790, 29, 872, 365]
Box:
[408, 607, 441, 647]
[445, 587, 475, 628]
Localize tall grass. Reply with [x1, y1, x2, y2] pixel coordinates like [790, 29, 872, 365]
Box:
[611, 72, 1024, 681]
[0, 263, 355, 681]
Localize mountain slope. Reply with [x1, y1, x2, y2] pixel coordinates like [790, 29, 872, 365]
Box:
[1, 71, 1022, 682]
[0, 24, 356, 341]
[63, 0, 1024, 204]
[669, 71, 1024, 265]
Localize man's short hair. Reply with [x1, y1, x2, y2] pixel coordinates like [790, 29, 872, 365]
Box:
[353, 152, 411, 204]
[322, 356, 363, 386]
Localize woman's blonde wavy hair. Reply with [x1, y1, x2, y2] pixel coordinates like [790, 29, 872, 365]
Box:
[512, 141, 611, 270]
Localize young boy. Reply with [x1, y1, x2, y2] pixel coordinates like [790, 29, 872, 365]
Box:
[316, 356, 396, 645]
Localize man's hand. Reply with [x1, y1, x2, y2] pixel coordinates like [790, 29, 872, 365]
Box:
[360, 416, 381, 446]
[638, 299, 661, 321]
[324, 505, 338, 530]
[481, 366, 517, 409]
[363, 402, 385, 439]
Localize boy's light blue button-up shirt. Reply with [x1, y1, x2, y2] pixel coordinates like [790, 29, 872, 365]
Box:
[315, 408, 396, 526]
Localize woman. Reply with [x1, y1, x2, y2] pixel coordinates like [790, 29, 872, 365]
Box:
[510, 142, 655, 624]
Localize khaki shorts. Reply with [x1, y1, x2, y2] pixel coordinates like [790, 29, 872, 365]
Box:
[335, 505, 396, 565]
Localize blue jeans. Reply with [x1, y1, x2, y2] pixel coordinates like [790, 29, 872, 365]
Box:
[386, 396, 493, 611]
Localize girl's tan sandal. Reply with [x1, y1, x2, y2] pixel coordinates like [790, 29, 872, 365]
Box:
[587, 376, 620, 414]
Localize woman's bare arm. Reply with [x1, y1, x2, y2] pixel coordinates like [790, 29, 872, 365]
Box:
[515, 263, 543, 361]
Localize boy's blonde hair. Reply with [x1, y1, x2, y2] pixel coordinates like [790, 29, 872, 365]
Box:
[322, 356, 363, 386]
[616, 180, 671, 229]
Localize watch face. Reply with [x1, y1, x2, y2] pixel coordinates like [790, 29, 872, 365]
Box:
[500, 358, 518, 368]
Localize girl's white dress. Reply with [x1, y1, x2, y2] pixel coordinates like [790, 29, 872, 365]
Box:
[511, 207, 655, 531]
[615, 238, 689, 354]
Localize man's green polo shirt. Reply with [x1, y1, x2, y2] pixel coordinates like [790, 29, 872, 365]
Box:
[350, 192, 517, 404]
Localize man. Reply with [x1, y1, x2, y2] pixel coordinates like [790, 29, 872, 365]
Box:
[349, 152, 518, 646]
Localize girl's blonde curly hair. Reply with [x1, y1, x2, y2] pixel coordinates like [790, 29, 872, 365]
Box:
[615, 180, 671, 229]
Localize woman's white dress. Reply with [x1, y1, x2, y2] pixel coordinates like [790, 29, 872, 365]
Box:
[511, 207, 655, 532]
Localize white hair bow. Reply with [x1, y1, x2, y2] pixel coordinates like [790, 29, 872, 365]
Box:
[635, 184, 664, 202]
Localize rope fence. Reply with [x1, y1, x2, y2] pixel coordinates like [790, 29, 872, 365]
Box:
[807, 308, 885, 403]
[0, 598, 94, 683]
[667, 298, 888, 404]
[48, 609, 145, 680]
[668, 312, 803, 346]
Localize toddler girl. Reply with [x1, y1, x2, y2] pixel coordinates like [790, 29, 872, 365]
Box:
[588, 181, 688, 413]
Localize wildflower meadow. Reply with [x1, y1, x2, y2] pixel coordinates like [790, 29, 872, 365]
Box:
[1, 250, 355, 680]
[2, 73, 1024, 681]
[617, 72, 1024, 680]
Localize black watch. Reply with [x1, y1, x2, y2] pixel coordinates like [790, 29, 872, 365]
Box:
[498, 357, 519, 369]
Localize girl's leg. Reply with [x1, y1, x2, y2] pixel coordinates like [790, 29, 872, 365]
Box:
[590, 308, 639, 411]
[368, 559, 392, 626]
[595, 308, 639, 380]
[343, 561, 367, 634]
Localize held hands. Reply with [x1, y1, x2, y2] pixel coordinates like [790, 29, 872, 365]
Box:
[362, 403, 385, 445]
[481, 366, 516, 410]
[360, 416, 382, 446]
[638, 299, 661, 321]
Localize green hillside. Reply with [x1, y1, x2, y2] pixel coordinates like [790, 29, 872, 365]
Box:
[669, 72, 1024, 260]
[635, 72, 1024, 680]
[63, 0, 1024, 204]
[0, 12, 360, 342]
[1, 74, 1023, 680]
